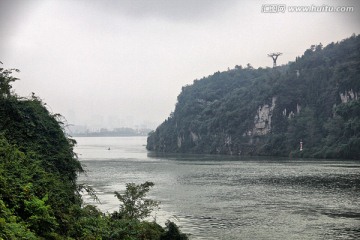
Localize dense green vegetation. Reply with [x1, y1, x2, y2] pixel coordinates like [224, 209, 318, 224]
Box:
[0, 65, 187, 239]
[147, 34, 360, 159]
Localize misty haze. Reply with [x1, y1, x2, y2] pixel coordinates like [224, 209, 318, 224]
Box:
[1, 0, 359, 239]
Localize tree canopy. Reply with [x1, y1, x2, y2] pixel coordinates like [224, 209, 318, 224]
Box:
[148, 34, 360, 159]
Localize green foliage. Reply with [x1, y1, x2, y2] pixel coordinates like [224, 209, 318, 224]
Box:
[0, 64, 187, 239]
[113, 181, 159, 220]
[0, 64, 19, 98]
[0, 199, 38, 240]
[67, 205, 109, 240]
[160, 221, 188, 240]
[108, 182, 187, 240]
[0, 95, 83, 182]
[0, 64, 86, 237]
[24, 194, 58, 236]
[319, 100, 360, 159]
[148, 34, 360, 159]
[67, 183, 185, 240]
[0, 135, 66, 238]
[105, 218, 164, 240]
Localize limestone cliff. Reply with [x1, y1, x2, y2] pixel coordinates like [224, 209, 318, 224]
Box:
[147, 34, 360, 159]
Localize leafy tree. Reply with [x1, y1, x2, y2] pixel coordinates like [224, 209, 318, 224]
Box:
[113, 181, 159, 220]
[0, 63, 19, 98]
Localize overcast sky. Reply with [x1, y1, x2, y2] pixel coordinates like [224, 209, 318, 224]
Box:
[1, 0, 359, 130]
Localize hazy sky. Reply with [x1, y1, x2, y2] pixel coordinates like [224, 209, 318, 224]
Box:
[1, 0, 359, 129]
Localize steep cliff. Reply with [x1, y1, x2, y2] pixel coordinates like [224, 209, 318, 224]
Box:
[147, 34, 360, 159]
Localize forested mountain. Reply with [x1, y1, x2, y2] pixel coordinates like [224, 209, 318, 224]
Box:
[147, 34, 360, 159]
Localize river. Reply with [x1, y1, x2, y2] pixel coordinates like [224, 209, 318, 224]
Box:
[75, 136, 360, 240]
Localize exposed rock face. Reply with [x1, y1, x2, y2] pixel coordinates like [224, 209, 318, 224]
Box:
[340, 89, 359, 103]
[190, 131, 199, 142]
[177, 135, 183, 148]
[282, 103, 301, 119]
[253, 97, 276, 136]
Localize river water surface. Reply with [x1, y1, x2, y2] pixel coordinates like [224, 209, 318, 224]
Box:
[75, 136, 360, 240]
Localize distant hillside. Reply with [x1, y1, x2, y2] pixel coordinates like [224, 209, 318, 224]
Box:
[147, 34, 360, 159]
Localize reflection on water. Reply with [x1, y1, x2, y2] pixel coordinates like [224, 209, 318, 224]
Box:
[76, 137, 360, 240]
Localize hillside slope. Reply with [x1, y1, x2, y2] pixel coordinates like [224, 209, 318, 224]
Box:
[0, 66, 187, 239]
[147, 34, 360, 159]
[0, 66, 85, 238]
